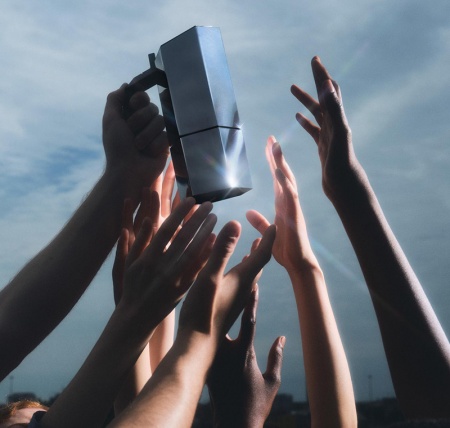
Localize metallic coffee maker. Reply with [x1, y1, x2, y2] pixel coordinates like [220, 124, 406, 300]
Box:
[126, 26, 252, 203]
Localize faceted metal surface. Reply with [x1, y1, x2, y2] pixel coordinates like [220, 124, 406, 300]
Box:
[178, 127, 252, 203]
[156, 26, 240, 136]
[128, 26, 252, 203]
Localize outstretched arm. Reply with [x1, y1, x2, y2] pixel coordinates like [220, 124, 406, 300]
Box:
[39, 196, 215, 428]
[0, 87, 169, 380]
[207, 284, 284, 428]
[148, 161, 178, 372]
[112, 163, 179, 415]
[109, 221, 276, 428]
[247, 137, 356, 428]
[292, 56, 450, 418]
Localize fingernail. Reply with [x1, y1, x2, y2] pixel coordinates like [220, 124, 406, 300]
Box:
[268, 135, 277, 144]
[278, 336, 286, 349]
[272, 141, 282, 154]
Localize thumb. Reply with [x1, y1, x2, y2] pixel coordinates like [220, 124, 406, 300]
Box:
[263, 336, 285, 389]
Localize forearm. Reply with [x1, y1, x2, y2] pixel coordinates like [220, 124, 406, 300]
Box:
[114, 343, 152, 417]
[40, 307, 151, 428]
[0, 169, 137, 378]
[149, 310, 175, 372]
[110, 332, 215, 428]
[289, 265, 357, 428]
[330, 168, 450, 417]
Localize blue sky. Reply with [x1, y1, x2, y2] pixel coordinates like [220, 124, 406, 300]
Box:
[1, 0, 450, 403]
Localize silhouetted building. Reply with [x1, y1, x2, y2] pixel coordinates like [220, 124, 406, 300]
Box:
[7, 392, 37, 403]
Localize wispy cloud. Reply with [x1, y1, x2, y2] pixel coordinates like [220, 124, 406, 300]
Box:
[1, 0, 450, 403]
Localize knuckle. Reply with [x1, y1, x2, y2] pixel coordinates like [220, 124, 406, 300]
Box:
[244, 349, 256, 366]
[245, 315, 257, 327]
[265, 371, 281, 387]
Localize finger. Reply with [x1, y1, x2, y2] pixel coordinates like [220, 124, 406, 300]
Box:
[263, 336, 285, 388]
[238, 284, 258, 346]
[265, 136, 277, 177]
[139, 130, 170, 158]
[311, 56, 333, 98]
[103, 84, 127, 128]
[265, 137, 281, 197]
[275, 168, 299, 204]
[135, 190, 160, 238]
[126, 217, 154, 267]
[161, 161, 176, 219]
[135, 115, 166, 151]
[236, 224, 276, 281]
[246, 210, 271, 235]
[149, 197, 196, 254]
[195, 233, 216, 271]
[176, 216, 217, 293]
[112, 228, 129, 304]
[183, 202, 199, 225]
[332, 79, 342, 101]
[319, 79, 350, 135]
[241, 238, 260, 262]
[121, 198, 135, 249]
[275, 169, 301, 225]
[290, 84, 323, 125]
[127, 100, 159, 136]
[172, 191, 181, 211]
[164, 201, 213, 261]
[295, 112, 321, 144]
[201, 220, 241, 278]
[134, 188, 154, 233]
[150, 171, 163, 197]
[271, 141, 297, 190]
[251, 238, 261, 252]
[129, 91, 151, 111]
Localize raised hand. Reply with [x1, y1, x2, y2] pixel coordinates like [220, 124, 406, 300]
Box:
[118, 196, 216, 336]
[112, 162, 180, 305]
[178, 221, 276, 341]
[291, 57, 363, 202]
[247, 136, 318, 277]
[292, 57, 450, 419]
[207, 285, 284, 428]
[102, 87, 169, 201]
[108, 221, 276, 428]
[247, 134, 357, 427]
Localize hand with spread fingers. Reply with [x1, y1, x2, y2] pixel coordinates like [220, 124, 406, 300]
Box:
[118, 196, 216, 334]
[112, 165, 194, 415]
[247, 136, 319, 278]
[247, 135, 357, 428]
[0, 87, 169, 382]
[290, 56, 363, 203]
[207, 285, 285, 428]
[109, 221, 276, 428]
[38, 196, 216, 428]
[292, 57, 450, 419]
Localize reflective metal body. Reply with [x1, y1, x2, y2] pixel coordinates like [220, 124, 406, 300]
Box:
[127, 26, 252, 203]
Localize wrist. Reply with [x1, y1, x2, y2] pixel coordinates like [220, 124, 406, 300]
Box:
[173, 329, 217, 373]
[325, 159, 370, 206]
[102, 165, 142, 207]
[113, 302, 156, 347]
[286, 257, 324, 285]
